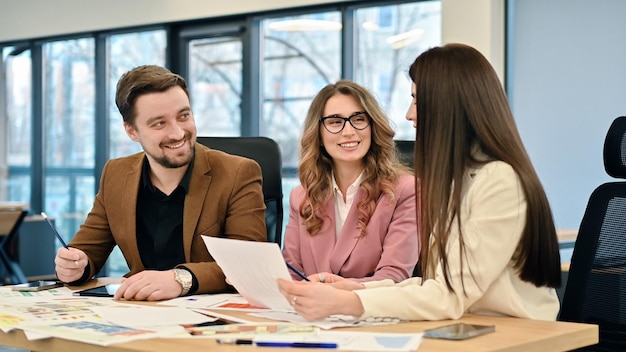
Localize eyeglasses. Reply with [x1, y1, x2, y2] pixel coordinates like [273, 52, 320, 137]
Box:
[320, 111, 370, 134]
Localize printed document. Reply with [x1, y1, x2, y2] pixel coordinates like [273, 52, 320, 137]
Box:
[202, 236, 293, 311]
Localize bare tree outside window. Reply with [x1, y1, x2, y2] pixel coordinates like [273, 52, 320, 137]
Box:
[109, 30, 166, 159]
[261, 12, 342, 171]
[1, 47, 32, 203]
[189, 36, 242, 137]
[41, 38, 95, 247]
[356, 1, 441, 140]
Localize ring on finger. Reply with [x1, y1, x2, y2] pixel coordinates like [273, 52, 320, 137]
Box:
[318, 273, 325, 283]
[292, 296, 298, 305]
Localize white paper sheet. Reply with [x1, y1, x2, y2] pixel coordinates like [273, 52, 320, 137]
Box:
[247, 311, 402, 330]
[20, 317, 184, 346]
[249, 311, 360, 329]
[158, 293, 238, 309]
[89, 306, 213, 327]
[201, 236, 293, 311]
[0, 286, 73, 300]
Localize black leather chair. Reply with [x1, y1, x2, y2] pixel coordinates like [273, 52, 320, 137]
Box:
[0, 207, 28, 284]
[395, 139, 420, 276]
[559, 116, 626, 351]
[196, 137, 284, 247]
[395, 140, 415, 169]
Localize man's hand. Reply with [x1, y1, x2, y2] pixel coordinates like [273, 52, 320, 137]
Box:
[114, 270, 183, 301]
[54, 247, 88, 283]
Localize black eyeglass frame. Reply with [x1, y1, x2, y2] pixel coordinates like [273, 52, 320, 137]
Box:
[319, 111, 370, 134]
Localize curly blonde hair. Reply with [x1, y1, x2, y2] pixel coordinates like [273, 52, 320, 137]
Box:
[298, 80, 410, 237]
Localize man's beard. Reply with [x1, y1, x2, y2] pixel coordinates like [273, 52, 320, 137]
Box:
[151, 143, 194, 169]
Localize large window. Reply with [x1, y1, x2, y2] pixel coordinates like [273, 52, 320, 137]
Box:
[1, 46, 31, 204]
[261, 11, 342, 175]
[0, 0, 441, 279]
[189, 35, 243, 137]
[109, 30, 166, 159]
[42, 38, 96, 246]
[355, 1, 441, 140]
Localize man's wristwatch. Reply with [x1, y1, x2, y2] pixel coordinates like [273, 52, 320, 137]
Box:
[173, 268, 193, 296]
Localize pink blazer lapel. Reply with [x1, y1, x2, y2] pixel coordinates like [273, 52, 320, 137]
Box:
[307, 199, 338, 273]
[329, 188, 367, 274]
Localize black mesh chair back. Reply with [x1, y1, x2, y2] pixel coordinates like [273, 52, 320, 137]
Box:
[196, 137, 284, 247]
[559, 116, 626, 351]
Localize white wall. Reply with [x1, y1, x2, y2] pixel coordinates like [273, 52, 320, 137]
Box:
[442, 0, 504, 81]
[508, 0, 626, 230]
[0, 0, 354, 42]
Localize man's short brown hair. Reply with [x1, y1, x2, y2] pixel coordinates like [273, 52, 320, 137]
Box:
[115, 65, 190, 126]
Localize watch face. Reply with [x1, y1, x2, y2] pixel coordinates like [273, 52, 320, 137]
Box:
[174, 269, 192, 293]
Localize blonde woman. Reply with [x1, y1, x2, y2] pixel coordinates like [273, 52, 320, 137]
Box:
[282, 80, 418, 283]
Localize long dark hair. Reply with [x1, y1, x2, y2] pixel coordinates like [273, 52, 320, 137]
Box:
[410, 44, 561, 291]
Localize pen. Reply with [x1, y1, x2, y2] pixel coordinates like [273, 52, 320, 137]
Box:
[217, 339, 253, 345]
[41, 212, 69, 248]
[41, 212, 78, 266]
[285, 262, 311, 282]
[255, 341, 338, 348]
[217, 339, 337, 348]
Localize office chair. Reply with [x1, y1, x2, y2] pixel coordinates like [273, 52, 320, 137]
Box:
[395, 140, 415, 169]
[394, 139, 422, 277]
[559, 116, 626, 351]
[196, 137, 284, 247]
[0, 208, 28, 285]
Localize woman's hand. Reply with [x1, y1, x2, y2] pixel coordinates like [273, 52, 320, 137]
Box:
[330, 279, 366, 291]
[277, 279, 365, 321]
[307, 271, 342, 283]
[307, 272, 366, 291]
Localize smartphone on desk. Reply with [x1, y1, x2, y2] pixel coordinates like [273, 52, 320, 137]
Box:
[423, 323, 495, 340]
[73, 284, 121, 297]
[12, 280, 64, 292]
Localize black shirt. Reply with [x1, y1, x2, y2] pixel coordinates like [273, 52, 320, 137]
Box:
[136, 157, 193, 270]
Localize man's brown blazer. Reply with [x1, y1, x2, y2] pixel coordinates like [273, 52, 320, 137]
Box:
[68, 143, 267, 293]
